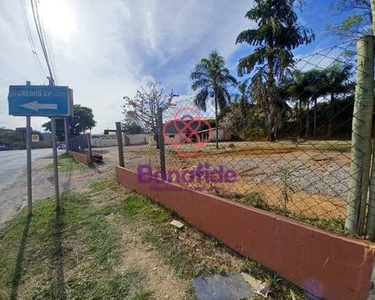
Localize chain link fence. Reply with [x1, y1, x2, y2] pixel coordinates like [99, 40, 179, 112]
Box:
[69, 133, 104, 163]
[119, 36, 375, 239]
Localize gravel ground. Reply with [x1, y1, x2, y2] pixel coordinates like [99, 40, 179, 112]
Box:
[220, 156, 350, 198]
[123, 144, 351, 199]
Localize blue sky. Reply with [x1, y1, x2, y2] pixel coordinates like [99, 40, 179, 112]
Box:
[0, 0, 359, 133]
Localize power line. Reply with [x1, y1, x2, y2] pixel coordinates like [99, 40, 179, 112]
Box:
[20, 0, 46, 84]
[39, 5, 58, 84]
[30, 0, 55, 85]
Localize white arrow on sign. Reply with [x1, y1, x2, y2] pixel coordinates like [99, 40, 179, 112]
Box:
[20, 101, 57, 112]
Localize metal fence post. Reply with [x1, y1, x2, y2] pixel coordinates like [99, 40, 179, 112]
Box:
[64, 117, 69, 154]
[87, 133, 92, 158]
[157, 107, 166, 180]
[116, 122, 125, 167]
[345, 35, 374, 234]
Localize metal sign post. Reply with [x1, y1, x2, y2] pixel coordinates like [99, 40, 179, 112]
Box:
[51, 117, 60, 210]
[25, 81, 32, 216]
[26, 116, 32, 215]
[8, 84, 73, 213]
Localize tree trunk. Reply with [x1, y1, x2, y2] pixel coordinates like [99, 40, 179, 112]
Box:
[214, 86, 219, 149]
[269, 131, 276, 142]
[371, 0, 375, 34]
[266, 34, 276, 143]
[299, 99, 303, 137]
[313, 97, 317, 137]
[327, 93, 334, 138]
[152, 123, 160, 149]
[305, 100, 310, 138]
[241, 96, 246, 139]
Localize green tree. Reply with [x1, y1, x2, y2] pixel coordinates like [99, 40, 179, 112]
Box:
[235, 79, 252, 119]
[289, 69, 329, 137]
[325, 64, 353, 137]
[191, 50, 237, 149]
[122, 119, 145, 134]
[236, 0, 315, 141]
[326, 0, 373, 39]
[0, 128, 25, 149]
[42, 104, 96, 141]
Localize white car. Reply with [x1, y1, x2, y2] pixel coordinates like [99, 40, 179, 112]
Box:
[57, 144, 66, 150]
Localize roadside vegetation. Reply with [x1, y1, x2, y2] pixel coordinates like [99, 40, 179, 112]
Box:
[231, 192, 355, 237]
[0, 177, 307, 300]
[48, 153, 87, 172]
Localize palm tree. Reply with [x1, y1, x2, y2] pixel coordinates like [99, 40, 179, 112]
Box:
[325, 64, 353, 137]
[233, 79, 252, 137]
[236, 0, 315, 141]
[289, 70, 311, 137]
[304, 69, 328, 137]
[236, 79, 252, 119]
[289, 69, 328, 138]
[191, 50, 237, 149]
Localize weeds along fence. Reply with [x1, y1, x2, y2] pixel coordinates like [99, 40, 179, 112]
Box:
[69, 133, 103, 162]
[119, 36, 375, 240]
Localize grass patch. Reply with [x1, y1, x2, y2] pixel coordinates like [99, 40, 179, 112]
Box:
[48, 153, 87, 172]
[122, 194, 171, 224]
[122, 193, 307, 299]
[89, 179, 109, 192]
[0, 191, 151, 299]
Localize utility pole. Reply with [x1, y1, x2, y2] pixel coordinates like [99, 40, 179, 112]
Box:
[48, 76, 60, 211]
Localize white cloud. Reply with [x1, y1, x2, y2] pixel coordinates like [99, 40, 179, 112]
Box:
[0, 0, 254, 133]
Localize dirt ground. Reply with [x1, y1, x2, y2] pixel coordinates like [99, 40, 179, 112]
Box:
[0, 150, 194, 299]
[119, 140, 351, 219]
[0, 151, 117, 227]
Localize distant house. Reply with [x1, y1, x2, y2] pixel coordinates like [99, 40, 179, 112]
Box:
[163, 119, 231, 143]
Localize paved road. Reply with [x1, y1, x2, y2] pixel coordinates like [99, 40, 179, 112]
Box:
[0, 149, 54, 191]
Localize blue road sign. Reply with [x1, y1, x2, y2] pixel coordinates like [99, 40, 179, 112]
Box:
[8, 85, 72, 117]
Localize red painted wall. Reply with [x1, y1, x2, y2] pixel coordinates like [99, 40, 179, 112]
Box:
[116, 166, 375, 300]
[68, 150, 92, 165]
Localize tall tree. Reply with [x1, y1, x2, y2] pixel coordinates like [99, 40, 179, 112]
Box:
[42, 104, 96, 141]
[235, 79, 252, 119]
[191, 50, 237, 149]
[289, 70, 312, 137]
[325, 64, 353, 137]
[327, 0, 373, 39]
[236, 0, 315, 141]
[122, 81, 177, 148]
[289, 69, 329, 137]
[305, 69, 330, 137]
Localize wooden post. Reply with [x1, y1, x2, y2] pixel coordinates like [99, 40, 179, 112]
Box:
[345, 36, 374, 234]
[87, 133, 92, 158]
[157, 107, 166, 180]
[116, 122, 124, 167]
